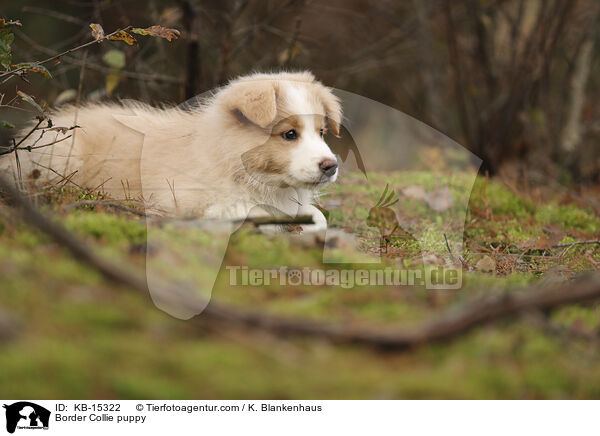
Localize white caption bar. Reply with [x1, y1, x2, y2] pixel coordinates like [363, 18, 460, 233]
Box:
[1, 400, 598, 435]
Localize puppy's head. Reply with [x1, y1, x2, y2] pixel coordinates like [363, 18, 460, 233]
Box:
[219, 72, 342, 188]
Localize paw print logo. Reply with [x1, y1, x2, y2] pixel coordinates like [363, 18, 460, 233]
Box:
[287, 269, 302, 286]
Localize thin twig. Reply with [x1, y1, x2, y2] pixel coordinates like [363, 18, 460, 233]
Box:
[63, 200, 150, 217]
[0, 134, 75, 159]
[22, 6, 88, 26]
[554, 240, 600, 248]
[30, 161, 83, 190]
[443, 232, 469, 268]
[13, 29, 180, 84]
[58, 170, 80, 190]
[0, 26, 133, 80]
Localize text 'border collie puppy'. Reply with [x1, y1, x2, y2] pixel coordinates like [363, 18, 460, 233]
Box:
[2, 71, 342, 232]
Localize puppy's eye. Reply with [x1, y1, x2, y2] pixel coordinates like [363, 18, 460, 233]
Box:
[319, 129, 325, 138]
[282, 129, 298, 141]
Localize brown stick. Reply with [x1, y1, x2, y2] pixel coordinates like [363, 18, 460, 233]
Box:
[2, 173, 600, 350]
[236, 214, 314, 227]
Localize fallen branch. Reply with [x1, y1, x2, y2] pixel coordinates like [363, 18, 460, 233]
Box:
[147, 214, 315, 227]
[2, 172, 600, 350]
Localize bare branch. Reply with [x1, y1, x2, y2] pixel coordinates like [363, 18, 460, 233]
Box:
[14, 29, 179, 84]
[0, 26, 133, 80]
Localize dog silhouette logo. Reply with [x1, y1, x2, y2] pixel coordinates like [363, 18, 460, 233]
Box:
[3, 402, 50, 434]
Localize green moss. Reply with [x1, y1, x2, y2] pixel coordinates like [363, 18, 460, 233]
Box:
[471, 179, 534, 219]
[13, 229, 45, 248]
[552, 305, 600, 330]
[535, 203, 600, 233]
[64, 212, 146, 245]
[2, 169, 600, 399]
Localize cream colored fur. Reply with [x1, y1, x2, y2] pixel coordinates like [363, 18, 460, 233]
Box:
[0, 71, 342, 231]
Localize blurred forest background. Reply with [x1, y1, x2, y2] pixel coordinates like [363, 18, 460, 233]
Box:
[2, 0, 600, 181]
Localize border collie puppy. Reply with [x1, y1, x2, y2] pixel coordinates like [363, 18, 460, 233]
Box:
[1, 71, 342, 231]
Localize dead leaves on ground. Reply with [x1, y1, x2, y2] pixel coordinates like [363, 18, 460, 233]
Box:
[401, 184, 453, 212]
[475, 255, 496, 272]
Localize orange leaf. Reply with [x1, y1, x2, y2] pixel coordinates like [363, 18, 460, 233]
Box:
[107, 30, 138, 46]
[131, 25, 180, 42]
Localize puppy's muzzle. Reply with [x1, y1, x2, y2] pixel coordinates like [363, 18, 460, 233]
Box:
[319, 159, 338, 177]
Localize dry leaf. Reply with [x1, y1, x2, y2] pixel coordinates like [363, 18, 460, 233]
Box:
[89, 23, 105, 40]
[15, 62, 52, 78]
[475, 255, 496, 273]
[517, 237, 538, 250]
[17, 91, 43, 114]
[107, 30, 138, 46]
[541, 225, 565, 247]
[517, 226, 564, 251]
[0, 19, 22, 27]
[424, 186, 453, 212]
[131, 25, 180, 41]
[402, 185, 426, 200]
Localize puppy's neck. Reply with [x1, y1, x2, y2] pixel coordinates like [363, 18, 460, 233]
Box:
[231, 168, 318, 214]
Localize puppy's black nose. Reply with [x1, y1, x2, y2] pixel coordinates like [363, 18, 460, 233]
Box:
[319, 159, 338, 177]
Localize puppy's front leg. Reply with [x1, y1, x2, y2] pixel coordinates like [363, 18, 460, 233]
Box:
[299, 204, 327, 233]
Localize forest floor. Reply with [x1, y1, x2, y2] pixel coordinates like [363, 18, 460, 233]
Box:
[1, 170, 600, 399]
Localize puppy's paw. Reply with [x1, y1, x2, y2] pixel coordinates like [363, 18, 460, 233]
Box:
[300, 205, 328, 233]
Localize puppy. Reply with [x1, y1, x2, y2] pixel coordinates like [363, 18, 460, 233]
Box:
[0, 71, 342, 231]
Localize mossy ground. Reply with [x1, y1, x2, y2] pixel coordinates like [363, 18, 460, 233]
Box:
[0, 170, 599, 399]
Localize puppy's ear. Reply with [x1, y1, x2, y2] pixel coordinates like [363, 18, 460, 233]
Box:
[316, 86, 342, 137]
[224, 81, 278, 128]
